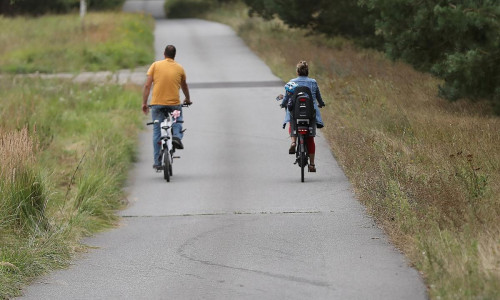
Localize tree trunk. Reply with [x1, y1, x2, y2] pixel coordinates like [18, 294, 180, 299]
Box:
[80, 0, 87, 30]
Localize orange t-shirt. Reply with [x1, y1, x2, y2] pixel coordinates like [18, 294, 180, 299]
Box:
[147, 58, 186, 106]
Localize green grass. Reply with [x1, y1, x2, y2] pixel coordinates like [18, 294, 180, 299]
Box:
[0, 77, 144, 298]
[0, 11, 152, 298]
[204, 3, 500, 299]
[0, 12, 154, 73]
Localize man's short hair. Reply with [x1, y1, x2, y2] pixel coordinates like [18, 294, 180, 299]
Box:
[164, 45, 176, 59]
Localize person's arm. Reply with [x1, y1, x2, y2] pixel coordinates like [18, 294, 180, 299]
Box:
[287, 92, 295, 111]
[180, 78, 192, 105]
[315, 82, 325, 107]
[281, 92, 290, 108]
[142, 75, 153, 115]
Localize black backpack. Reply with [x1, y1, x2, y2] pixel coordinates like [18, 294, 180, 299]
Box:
[289, 86, 315, 121]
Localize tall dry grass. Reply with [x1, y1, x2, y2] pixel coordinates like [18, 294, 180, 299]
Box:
[206, 4, 500, 298]
[0, 126, 48, 234]
[0, 127, 37, 182]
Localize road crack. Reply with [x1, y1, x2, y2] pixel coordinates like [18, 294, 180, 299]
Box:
[176, 220, 335, 290]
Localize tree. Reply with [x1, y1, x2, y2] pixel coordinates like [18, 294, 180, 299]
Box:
[363, 0, 500, 110]
[80, 0, 86, 18]
[0, 0, 78, 15]
[0, 0, 126, 15]
[430, 2, 500, 107]
[243, 0, 379, 45]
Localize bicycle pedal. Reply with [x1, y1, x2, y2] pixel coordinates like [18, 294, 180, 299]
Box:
[173, 156, 181, 159]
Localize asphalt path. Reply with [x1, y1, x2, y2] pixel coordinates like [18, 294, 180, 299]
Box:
[123, 0, 165, 18]
[20, 11, 427, 300]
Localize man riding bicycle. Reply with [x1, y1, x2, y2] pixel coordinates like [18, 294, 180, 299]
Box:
[142, 45, 192, 170]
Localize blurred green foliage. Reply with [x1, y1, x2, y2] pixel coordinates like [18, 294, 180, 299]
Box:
[243, 0, 500, 113]
[0, 13, 154, 73]
[164, 0, 214, 18]
[0, 0, 126, 15]
[363, 0, 500, 112]
[164, 0, 239, 18]
[243, 0, 380, 46]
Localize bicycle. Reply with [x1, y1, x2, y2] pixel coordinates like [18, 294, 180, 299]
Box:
[277, 89, 315, 182]
[146, 104, 190, 182]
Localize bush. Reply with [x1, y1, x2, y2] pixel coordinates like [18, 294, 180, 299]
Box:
[0, 0, 77, 15]
[88, 0, 125, 10]
[0, 0, 126, 15]
[433, 49, 500, 103]
[164, 0, 239, 19]
[164, 0, 214, 19]
[363, 0, 500, 111]
[243, 0, 381, 46]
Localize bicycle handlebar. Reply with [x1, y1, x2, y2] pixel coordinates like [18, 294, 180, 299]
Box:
[146, 103, 191, 126]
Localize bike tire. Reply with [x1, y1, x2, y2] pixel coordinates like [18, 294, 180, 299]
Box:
[163, 150, 170, 182]
[300, 150, 306, 182]
[298, 136, 305, 182]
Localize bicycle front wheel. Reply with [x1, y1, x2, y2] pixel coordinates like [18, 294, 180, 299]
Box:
[163, 150, 170, 182]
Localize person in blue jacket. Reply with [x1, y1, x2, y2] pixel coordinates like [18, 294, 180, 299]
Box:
[277, 61, 325, 172]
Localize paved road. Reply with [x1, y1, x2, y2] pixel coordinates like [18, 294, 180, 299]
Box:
[123, 0, 165, 18]
[20, 7, 427, 300]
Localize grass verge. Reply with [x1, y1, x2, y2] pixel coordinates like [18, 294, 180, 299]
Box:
[0, 11, 151, 298]
[0, 12, 154, 73]
[205, 3, 500, 299]
[0, 77, 144, 298]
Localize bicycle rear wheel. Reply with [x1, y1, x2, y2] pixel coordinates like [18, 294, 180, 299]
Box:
[163, 150, 170, 182]
[300, 150, 306, 182]
[298, 135, 306, 182]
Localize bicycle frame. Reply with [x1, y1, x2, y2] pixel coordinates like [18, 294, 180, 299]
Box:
[146, 104, 190, 182]
[147, 111, 177, 182]
[160, 115, 174, 176]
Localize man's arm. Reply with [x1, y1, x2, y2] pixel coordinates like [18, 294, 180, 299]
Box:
[142, 75, 153, 115]
[180, 78, 192, 105]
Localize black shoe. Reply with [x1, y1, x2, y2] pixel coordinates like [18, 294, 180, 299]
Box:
[172, 137, 184, 149]
[289, 142, 296, 154]
[317, 123, 324, 129]
[153, 164, 163, 171]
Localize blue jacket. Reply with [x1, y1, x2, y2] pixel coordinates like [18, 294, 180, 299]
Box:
[281, 76, 325, 108]
[281, 76, 324, 126]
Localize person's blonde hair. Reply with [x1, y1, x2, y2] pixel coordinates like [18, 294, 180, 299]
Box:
[296, 60, 309, 76]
